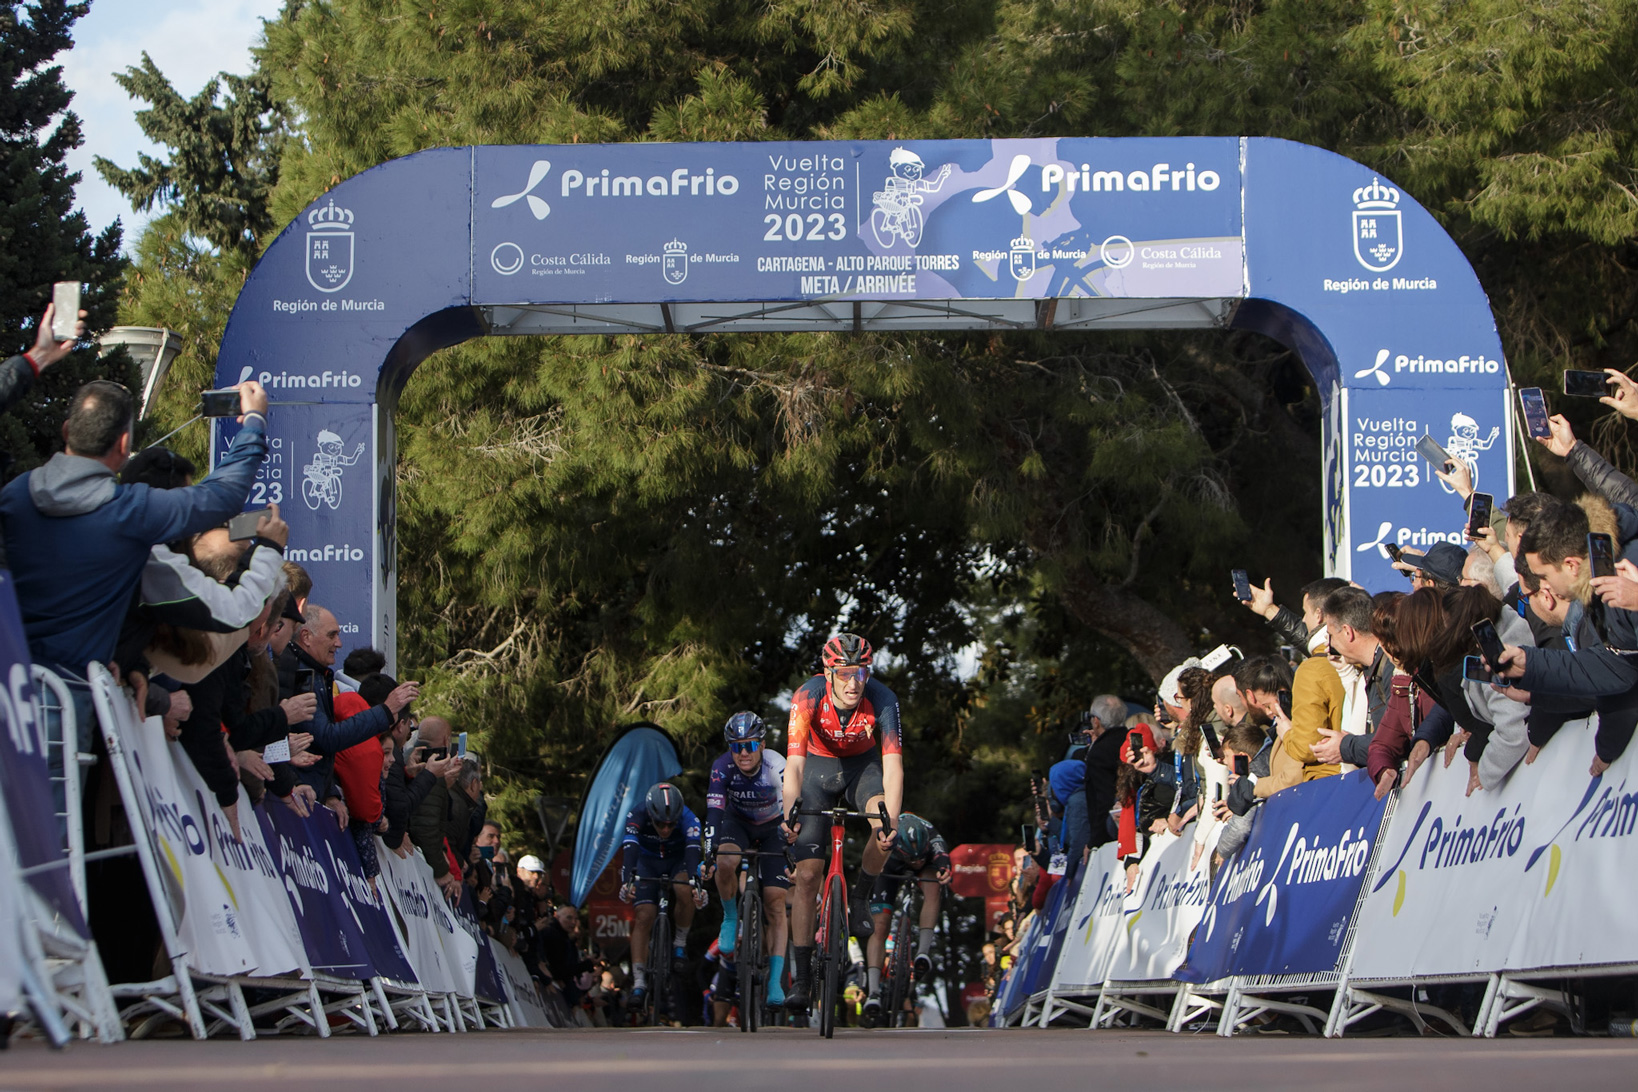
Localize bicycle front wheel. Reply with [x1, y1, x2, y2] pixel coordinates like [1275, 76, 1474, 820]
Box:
[741, 881, 762, 1032]
[821, 873, 846, 1038]
[888, 905, 914, 1026]
[649, 910, 674, 1026]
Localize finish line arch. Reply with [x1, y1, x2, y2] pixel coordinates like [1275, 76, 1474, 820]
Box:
[214, 137, 1513, 664]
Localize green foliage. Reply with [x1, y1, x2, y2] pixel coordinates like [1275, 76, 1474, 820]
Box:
[98, 0, 1638, 850]
[0, 0, 129, 474]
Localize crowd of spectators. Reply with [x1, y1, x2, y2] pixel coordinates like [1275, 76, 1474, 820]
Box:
[991, 372, 1638, 1026]
[0, 305, 618, 1024]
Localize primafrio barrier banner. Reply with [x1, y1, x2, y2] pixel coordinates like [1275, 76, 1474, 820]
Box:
[1346, 715, 1637, 978]
[1041, 842, 1127, 995]
[1105, 824, 1218, 982]
[1177, 771, 1387, 982]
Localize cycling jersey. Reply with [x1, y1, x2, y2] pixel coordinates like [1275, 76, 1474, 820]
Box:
[705, 749, 786, 830]
[786, 675, 903, 759]
[620, 803, 703, 884]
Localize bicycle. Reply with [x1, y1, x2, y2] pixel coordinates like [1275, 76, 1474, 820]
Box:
[788, 797, 892, 1039]
[707, 845, 790, 1033]
[881, 872, 934, 1027]
[629, 873, 700, 1026]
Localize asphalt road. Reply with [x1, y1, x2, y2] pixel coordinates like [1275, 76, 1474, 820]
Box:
[5, 1027, 1637, 1091]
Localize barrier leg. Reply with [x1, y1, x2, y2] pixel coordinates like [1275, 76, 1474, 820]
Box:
[1216, 983, 1241, 1037]
[1474, 974, 1501, 1038]
[370, 977, 399, 1031]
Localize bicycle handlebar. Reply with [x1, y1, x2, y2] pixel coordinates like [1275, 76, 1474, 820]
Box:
[786, 797, 895, 834]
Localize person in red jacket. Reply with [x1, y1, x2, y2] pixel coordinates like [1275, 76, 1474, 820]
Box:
[332, 674, 404, 881]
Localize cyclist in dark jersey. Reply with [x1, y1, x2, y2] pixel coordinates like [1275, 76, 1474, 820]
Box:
[862, 812, 949, 1020]
[619, 782, 706, 1008]
[701, 711, 791, 1007]
[780, 633, 903, 1012]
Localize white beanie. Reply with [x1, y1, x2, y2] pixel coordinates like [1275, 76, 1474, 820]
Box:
[1159, 657, 1204, 707]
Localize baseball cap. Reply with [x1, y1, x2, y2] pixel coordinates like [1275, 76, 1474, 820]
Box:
[1401, 542, 1467, 587]
[517, 854, 546, 874]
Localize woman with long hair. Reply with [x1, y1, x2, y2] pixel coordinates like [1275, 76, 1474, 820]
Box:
[1364, 591, 1445, 798]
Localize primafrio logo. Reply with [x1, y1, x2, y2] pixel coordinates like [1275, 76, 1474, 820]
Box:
[1351, 178, 1402, 272]
[305, 199, 355, 293]
[491, 159, 552, 220]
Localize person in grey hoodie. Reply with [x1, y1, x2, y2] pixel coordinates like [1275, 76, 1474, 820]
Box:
[0, 378, 269, 765]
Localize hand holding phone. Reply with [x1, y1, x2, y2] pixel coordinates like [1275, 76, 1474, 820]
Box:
[200, 388, 244, 417]
[51, 282, 80, 342]
[1415, 434, 1454, 471]
[1589, 532, 1617, 579]
[1462, 654, 1494, 684]
[228, 506, 274, 541]
[1384, 542, 1405, 564]
[1471, 619, 1506, 672]
[1231, 569, 1252, 602]
[1276, 688, 1293, 720]
[456, 731, 468, 759]
[1233, 754, 1250, 777]
[1127, 731, 1144, 758]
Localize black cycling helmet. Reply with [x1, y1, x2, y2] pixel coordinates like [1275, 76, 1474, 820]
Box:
[896, 812, 932, 860]
[645, 782, 684, 824]
[723, 711, 766, 744]
[821, 633, 873, 669]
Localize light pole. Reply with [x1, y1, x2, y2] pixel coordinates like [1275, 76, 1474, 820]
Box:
[97, 326, 184, 418]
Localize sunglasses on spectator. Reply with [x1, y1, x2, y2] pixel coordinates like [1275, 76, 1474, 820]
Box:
[830, 666, 870, 683]
[730, 740, 761, 754]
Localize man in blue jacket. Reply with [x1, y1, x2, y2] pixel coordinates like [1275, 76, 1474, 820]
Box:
[0, 378, 270, 818]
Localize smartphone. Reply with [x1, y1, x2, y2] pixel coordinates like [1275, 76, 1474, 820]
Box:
[1128, 731, 1144, 756]
[1415, 434, 1454, 471]
[1233, 754, 1250, 777]
[1213, 782, 1224, 803]
[293, 666, 314, 694]
[1467, 492, 1494, 538]
[1276, 688, 1293, 720]
[227, 506, 273, 541]
[1231, 569, 1252, 602]
[1518, 387, 1552, 439]
[1201, 722, 1222, 760]
[1471, 619, 1506, 672]
[1589, 532, 1617, 579]
[456, 731, 468, 759]
[51, 281, 80, 341]
[1384, 542, 1404, 563]
[1563, 370, 1611, 398]
[1462, 654, 1494, 684]
[199, 388, 242, 417]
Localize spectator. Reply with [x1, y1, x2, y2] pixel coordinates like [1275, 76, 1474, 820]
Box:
[332, 672, 408, 878]
[1317, 585, 1393, 772]
[337, 645, 386, 693]
[1396, 541, 1465, 594]
[1212, 720, 1274, 860]
[1115, 723, 1178, 891]
[1211, 674, 1247, 728]
[1083, 694, 1128, 851]
[411, 749, 485, 901]
[1231, 654, 1297, 797]
[1172, 667, 1228, 868]
[537, 904, 594, 1008]
[1365, 591, 1448, 799]
[280, 602, 418, 822]
[1047, 739, 1090, 866]
[1239, 576, 1351, 661]
[0, 379, 269, 789]
[0, 302, 86, 504]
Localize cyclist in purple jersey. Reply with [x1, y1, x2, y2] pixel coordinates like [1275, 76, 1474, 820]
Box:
[701, 712, 791, 1006]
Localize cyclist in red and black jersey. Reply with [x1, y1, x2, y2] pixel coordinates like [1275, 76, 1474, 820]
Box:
[779, 633, 902, 1012]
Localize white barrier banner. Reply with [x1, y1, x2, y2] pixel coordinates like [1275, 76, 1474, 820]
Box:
[1042, 842, 1125, 994]
[495, 944, 554, 1028]
[376, 838, 460, 994]
[105, 682, 306, 978]
[1105, 823, 1218, 982]
[1347, 715, 1638, 979]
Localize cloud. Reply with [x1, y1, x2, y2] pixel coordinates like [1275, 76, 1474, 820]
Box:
[60, 0, 284, 243]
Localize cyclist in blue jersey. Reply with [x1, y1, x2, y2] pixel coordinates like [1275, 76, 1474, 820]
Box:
[620, 782, 706, 1007]
[701, 712, 791, 1007]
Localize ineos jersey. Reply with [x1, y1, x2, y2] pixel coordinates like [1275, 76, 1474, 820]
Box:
[705, 749, 786, 827]
[786, 675, 903, 759]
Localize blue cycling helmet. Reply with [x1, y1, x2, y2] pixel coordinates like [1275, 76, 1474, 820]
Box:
[723, 711, 766, 744]
[896, 812, 932, 860]
[645, 782, 684, 824]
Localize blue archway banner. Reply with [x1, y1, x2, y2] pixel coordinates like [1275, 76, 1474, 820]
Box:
[569, 723, 682, 908]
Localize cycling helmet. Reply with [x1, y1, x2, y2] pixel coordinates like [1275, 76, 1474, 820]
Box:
[723, 711, 766, 744]
[896, 813, 932, 860]
[821, 633, 874, 669]
[645, 782, 684, 824]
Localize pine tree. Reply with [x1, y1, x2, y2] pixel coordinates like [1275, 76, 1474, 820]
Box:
[0, 0, 130, 473]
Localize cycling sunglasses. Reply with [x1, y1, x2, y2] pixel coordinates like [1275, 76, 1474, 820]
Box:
[829, 665, 871, 683]
[730, 740, 761, 754]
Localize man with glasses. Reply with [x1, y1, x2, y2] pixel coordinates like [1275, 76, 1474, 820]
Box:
[780, 633, 902, 1013]
[701, 712, 790, 1008]
[619, 782, 705, 1010]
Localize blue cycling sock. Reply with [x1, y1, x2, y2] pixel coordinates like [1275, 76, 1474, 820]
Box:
[768, 954, 786, 1004]
[719, 901, 739, 953]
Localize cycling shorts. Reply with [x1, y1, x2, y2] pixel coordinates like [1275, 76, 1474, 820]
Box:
[792, 751, 885, 862]
[715, 815, 792, 890]
[869, 863, 936, 913]
[632, 851, 689, 906]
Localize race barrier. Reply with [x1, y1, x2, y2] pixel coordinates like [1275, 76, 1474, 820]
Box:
[86, 661, 552, 1039]
[1016, 713, 1637, 1037]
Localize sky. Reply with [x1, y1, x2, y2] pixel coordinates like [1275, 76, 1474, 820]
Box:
[60, 0, 284, 246]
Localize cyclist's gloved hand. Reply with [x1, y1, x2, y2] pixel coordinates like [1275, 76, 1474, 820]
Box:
[691, 884, 709, 910]
[619, 882, 635, 904]
[699, 859, 715, 882]
[875, 825, 897, 852]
